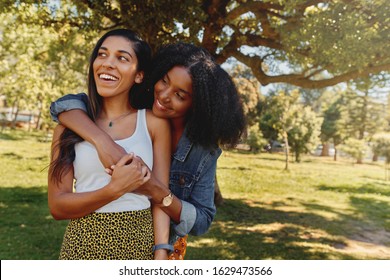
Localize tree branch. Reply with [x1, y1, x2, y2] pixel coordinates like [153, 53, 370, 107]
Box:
[231, 49, 390, 88]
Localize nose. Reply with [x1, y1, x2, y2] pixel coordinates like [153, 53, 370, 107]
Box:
[159, 87, 171, 102]
[102, 55, 116, 69]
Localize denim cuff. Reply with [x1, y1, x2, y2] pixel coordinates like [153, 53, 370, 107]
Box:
[50, 99, 87, 123]
[172, 200, 197, 237]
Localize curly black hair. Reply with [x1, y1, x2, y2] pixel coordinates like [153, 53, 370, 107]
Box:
[146, 43, 246, 148]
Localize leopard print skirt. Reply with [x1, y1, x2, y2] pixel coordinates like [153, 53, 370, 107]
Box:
[59, 209, 154, 260]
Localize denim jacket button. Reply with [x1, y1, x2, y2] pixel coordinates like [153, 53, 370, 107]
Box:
[179, 176, 185, 185]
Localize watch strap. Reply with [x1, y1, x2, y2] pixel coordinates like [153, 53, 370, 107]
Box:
[152, 243, 174, 254]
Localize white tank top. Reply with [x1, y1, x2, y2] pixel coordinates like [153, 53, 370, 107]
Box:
[73, 109, 153, 212]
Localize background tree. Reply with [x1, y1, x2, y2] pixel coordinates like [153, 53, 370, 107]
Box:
[371, 133, 390, 166]
[288, 105, 322, 162]
[320, 93, 348, 161]
[260, 89, 301, 169]
[341, 83, 387, 163]
[340, 138, 367, 164]
[2, 0, 389, 89]
[246, 124, 267, 152]
[0, 8, 94, 129]
[229, 63, 262, 126]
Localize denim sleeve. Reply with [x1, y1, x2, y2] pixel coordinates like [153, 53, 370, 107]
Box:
[172, 200, 197, 237]
[50, 93, 88, 123]
[172, 148, 221, 237]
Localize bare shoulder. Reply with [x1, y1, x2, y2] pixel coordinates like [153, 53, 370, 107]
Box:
[145, 109, 169, 127]
[145, 109, 170, 138]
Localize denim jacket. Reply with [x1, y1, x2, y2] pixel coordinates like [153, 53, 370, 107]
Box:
[50, 93, 221, 239]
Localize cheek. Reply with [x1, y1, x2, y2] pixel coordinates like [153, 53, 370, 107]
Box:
[92, 58, 100, 70]
[175, 100, 192, 116]
[154, 82, 164, 93]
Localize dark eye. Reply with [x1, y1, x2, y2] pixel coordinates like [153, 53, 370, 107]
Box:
[119, 56, 129, 61]
[175, 92, 185, 100]
[98, 52, 107, 57]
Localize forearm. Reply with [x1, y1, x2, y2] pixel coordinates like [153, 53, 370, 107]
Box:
[59, 110, 126, 166]
[143, 177, 182, 223]
[48, 183, 120, 220]
[152, 204, 170, 259]
[59, 110, 105, 146]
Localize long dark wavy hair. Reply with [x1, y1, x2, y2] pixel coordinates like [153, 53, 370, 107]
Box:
[49, 29, 151, 184]
[145, 43, 246, 148]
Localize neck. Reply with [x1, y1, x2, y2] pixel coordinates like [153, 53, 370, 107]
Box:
[101, 98, 133, 120]
[170, 119, 186, 151]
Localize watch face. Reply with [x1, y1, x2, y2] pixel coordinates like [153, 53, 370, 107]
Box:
[162, 194, 173, 207]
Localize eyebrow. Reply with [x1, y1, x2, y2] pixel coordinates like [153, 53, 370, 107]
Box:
[99, 46, 133, 58]
[166, 73, 191, 95]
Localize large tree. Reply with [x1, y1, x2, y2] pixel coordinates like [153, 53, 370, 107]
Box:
[2, 0, 389, 89]
[0, 9, 93, 129]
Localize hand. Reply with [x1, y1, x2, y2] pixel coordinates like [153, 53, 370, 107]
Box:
[108, 153, 151, 196]
[95, 134, 127, 169]
[127, 157, 154, 196]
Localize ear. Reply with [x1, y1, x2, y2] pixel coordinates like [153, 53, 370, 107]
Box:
[135, 71, 144, 84]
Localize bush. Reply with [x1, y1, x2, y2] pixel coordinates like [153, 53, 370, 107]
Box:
[246, 125, 267, 153]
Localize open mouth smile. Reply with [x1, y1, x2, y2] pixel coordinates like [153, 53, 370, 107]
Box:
[99, 73, 119, 81]
[156, 99, 170, 111]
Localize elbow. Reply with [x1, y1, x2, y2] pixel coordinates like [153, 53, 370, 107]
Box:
[49, 206, 67, 220]
[190, 217, 213, 236]
[190, 225, 210, 236]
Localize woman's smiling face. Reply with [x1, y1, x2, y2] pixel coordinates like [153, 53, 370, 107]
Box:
[93, 36, 143, 98]
[152, 66, 193, 122]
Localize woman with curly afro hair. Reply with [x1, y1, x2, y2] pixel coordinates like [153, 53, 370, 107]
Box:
[50, 41, 246, 259]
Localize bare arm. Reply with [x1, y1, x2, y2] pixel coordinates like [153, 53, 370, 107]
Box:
[58, 110, 126, 168]
[48, 125, 149, 220]
[144, 175, 182, 222]
[146, 111, 172, 260]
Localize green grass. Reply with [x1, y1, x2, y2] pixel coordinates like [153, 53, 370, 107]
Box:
[1, 130, 389, 259]
[0, 130, 68, 259]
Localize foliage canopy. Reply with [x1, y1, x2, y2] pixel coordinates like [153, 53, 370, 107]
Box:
[1, 0, 389, 89]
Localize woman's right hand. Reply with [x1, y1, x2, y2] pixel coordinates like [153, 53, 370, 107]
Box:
[108, 153, 151, 196]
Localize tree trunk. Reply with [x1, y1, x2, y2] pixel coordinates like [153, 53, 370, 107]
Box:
[321, 142, 330, 156]
[36, 102, 43, 130]
[214, 175, 224, 206]
[295, 151, 300, 163]
[11, 98, 20, 129]
[334, 147, 338, 161]
[283, 131, 289, 170]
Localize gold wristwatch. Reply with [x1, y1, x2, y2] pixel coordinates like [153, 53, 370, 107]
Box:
[160, 192, 173, 207]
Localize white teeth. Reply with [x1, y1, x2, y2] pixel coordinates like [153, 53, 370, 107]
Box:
[99, 74, 118, 81]
[157, 99, 168, 110]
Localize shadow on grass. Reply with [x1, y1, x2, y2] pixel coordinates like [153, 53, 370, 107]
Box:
[1, 152, 24, 160]
[317, 183, 390, 198]
[0, 131, 26, 141]
[187, 196, 389, 260]
[0, 186, 67, 260]
[187, 199, 348, 260]
[1, 186, 387, 260]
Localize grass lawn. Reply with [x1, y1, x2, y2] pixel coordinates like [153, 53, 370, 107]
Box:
[1, 129, 389, 259]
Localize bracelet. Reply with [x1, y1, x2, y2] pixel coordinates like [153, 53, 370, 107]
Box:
[152, 243, 174, 254]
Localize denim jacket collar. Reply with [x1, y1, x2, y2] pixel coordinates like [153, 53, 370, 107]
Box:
[172, 132, 193, 162]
